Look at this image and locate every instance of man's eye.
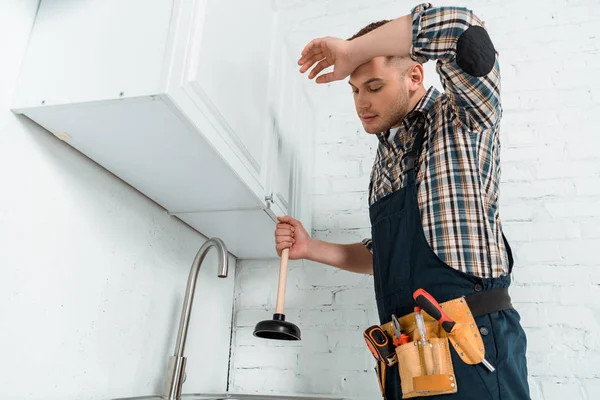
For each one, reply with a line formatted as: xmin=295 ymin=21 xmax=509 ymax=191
xmin=370 ymin=87 xmax=383 ymax=92
xmin=352 ymin=89 xmax=359 ymax=94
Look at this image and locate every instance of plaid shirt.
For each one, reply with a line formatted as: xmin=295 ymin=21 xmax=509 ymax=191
xmin=362 ymin=3 xmax=509 ymax=278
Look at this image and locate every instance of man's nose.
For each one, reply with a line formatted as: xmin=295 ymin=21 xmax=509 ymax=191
xmin=355 ymin=93 xmax=370 ymax=110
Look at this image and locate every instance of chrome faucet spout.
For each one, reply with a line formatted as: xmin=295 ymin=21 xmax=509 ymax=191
xmin=163 ymin=237 xmax=229 ymax=400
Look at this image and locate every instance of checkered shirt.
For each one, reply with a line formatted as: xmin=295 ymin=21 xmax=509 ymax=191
xmin=362 ymin=3 xmax=509 ymax=278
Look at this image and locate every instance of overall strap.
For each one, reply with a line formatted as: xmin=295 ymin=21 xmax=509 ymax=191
xmin=403 ymin=118 xmax=427 ymax=174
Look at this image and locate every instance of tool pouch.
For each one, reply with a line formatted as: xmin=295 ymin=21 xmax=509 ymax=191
xmin=377 ymin=297 xmax=483 ymax=398
xmin=381 ymin=318 xmax=456 ymax=398
xmin=439 ymin=297 xmax=486 ymax=365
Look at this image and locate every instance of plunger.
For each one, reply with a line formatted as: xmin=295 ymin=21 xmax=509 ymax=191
xmin=253 ymin=248 xmax=301 ymax=340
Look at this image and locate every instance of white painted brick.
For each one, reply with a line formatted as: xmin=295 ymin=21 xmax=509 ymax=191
xmin=548 ymin=328 xmax=588 ymax=352
xmin=512 ymin=266 xmax=588 ymax=286
xmin=315 ymin=159 xmax=360 ymax=178
xmin=233 ymin=345 xmax=299 ymax=369
xmin=231 ymin=0 xmax=600 ymax=395
xmin=502 ymin=108 xmax=560 ymax=129
xmin=285 ymin=287 xmax=334 ymax=308
xmin=562 ymin=353 xmax=600 ymax=379
xmin=535 ymin=160 xmax=600 ymax=180
xmin=500 ymin=161 xmax=537 ymax=182
xmin=298 ymin=329 xmax=335 ymax=353
xmin=286 ymin=261 xmax=369 ymax=289
xmin=575 ymin=178 xmax=600 ymax=196
xmin=503 ymin=88 xmax=594 ymax=113
xmin=523 ymin=328 xmax=555 ymax=354
xmin=529 ymin=379 xmax=544 ymax=400
xmin=230 ymin=369 xmax=298 ymax=393
xmin=510 ymin=284 xmax=559 ymax=304
xmin=313 ymin=177 xmax=331 ymax=195
xmin=540 ymin=305 xmax=598 ymax=330
xmin=567 ymin=142 xmax=600 ymax=161
xmin=315 ymin=306 xmax=369 ymax=326
xmin=591 ymin=268 xmax=600 ymax=285
xmin=235 ymin=308 xmax=275 ymax=328
xmin=310 ymin=211 xmax=334 ymax=231
xmin=512 ymin=240 xmax=564 ymax=263
xmin=329 ymin=212 xmax=371 ymax=230
xmin=313 ymin=229 xmax=368 ymax=245
xmin=557 ymin=285 xmax=595 ymax=306
xmin=503 ymin=221 xmax=581 ymax=242
xmin=297 ymin=307 xmax=369 ymax=330
xmin=316 ymin=115 xmax=361 ymax=145
xmin=545 ymin=200 xmax=600 ymax=219
xmin=331 ymin=176 xmax=370 ymax=193
xmin=514 ymin=303 xmax=543 ymax=329
xmin=339 ymin=141 xmax=377 ymax=160
xmin=579 ymin=218 xmax=600 ymax=239
xmin=560 ymin=240 xmax=600 ymax=265
xmin=312 ymin=193 xmax=363 ymax=212
xmin=236 ymin=327 xmax=330 ymax=352
xmin=297 ymin=348 xmax=371 ymax=372
xmin=541 ymin=381 xmax=586 ymax=400
xmin=232 ymin=327 xmax=264 ymax=348
xmin=294 ymin=371 xmax=345 ymax=395
xmin=326 ymin=329 xmax=368 ymax=350
xmin=236 ymin=267 xmax=278 ymax=307
xmin=527 ymin=352 xmax=558 ymax=376
xmin=333 ymin=287 xmax=376 ymax=307
xmin=334 ymin=370 xmax=381 ymax=398
xmin=585 ymin=380 xmax=600 ymax=399
xmin=295 ymin=370 xmax=379 ymax=397
xmin=502 ymin=143 xmax=566 ymax=163
xmin=498 ymin=203 xmax=542 ymax=222
xmin=500 ymin=179 xmax=576 ymax=201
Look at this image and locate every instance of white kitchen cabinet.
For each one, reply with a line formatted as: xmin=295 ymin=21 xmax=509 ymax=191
xmin=12 ymin=0 xmax=315 ymax=259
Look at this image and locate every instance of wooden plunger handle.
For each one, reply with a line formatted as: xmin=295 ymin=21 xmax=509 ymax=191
xmin=275 ymin=248 xmax=290 ymax=314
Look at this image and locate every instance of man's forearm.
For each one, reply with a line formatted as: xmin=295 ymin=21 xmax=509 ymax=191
xmin=350 ymin=14 xmax=413 ymax=64
xmin=306 ymin=240 xmax=373 ymax=275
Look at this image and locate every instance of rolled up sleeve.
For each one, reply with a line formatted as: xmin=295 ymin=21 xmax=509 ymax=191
xmin=410 ymin=3 xmax=501 ymax=129
xmin=362 ymin=238 xmax=373 ymax=254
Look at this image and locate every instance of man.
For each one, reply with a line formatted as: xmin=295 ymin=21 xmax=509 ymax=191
xmin=275 ymin=3 xmax=529 ymax=399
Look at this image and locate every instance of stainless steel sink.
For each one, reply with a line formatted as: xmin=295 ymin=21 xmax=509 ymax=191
xmin=109 ymin=239 xmax=346 ymax=400
xmin=111 ymin=393 xmax=345 ymax=400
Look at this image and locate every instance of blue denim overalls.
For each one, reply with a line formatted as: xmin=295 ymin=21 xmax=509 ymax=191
xmin=369 ymin=118 xmax=530 ymax=399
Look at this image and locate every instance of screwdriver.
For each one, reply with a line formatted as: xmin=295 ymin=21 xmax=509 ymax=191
xmin=414 ymin=306 xmax=428 ymax=344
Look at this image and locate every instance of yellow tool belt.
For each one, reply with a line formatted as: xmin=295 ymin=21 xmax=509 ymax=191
xmin=369 ymin=288 xmax=512 ymax=399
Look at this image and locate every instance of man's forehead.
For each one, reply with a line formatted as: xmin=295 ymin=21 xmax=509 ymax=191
xmin=349 ymin=57 xmax=389 ymax=86
xmin=348 ymin=77 xmax=385 ymax=87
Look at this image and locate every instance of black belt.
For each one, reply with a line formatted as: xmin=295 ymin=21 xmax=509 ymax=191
xmin=465 ymin=288 xmax=513 ymax=318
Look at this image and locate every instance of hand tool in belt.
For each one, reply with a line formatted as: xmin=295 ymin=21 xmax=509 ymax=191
xmin=413 ymin=288 xmax=496 ymax=373
xmin=392 ymin=314 xmax=410 ymax=346
xmin=363 ymin=325 xmax=396 ymax=365
xmin=363 ymin=325 xmax=395 ymax=397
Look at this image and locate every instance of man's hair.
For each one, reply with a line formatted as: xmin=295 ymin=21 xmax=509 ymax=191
xmin=347 ymin=20 xmax=391 ymax=41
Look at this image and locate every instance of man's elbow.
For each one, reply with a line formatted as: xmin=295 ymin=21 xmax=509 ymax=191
xmin=451 ymin=6 xmax=497 ymax=77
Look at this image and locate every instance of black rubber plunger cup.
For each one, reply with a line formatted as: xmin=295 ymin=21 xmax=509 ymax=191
xmin=253 ymin=248 xmax=301 ymax=340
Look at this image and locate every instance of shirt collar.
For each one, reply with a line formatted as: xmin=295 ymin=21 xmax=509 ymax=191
xmin=376 ymin=86 xmax=439 ymax=144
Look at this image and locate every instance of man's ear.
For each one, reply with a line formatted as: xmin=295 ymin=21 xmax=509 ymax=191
xmin=407 ymin=63 xmax=425 ymax=91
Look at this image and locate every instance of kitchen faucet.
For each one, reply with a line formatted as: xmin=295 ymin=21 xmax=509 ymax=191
xmin=162 ymin=238 xmax=229 ymax=400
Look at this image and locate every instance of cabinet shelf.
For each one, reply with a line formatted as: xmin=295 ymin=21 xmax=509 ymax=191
xmin=12 ymin=0 xmax=314 ymax=259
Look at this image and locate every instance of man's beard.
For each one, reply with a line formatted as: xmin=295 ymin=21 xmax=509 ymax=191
xmin=364 ymin=92 xmax=409 ymax=134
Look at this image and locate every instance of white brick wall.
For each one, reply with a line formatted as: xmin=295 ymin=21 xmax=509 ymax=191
xmin=230 ymin=1 xmax=600 ymax=399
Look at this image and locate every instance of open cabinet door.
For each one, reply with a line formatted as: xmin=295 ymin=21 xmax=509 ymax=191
xmin=263 ymin=29 xmax=297 ymax=219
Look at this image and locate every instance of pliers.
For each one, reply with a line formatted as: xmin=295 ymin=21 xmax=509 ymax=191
xmin=392 ymin=314 xmax=410 ymax=347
